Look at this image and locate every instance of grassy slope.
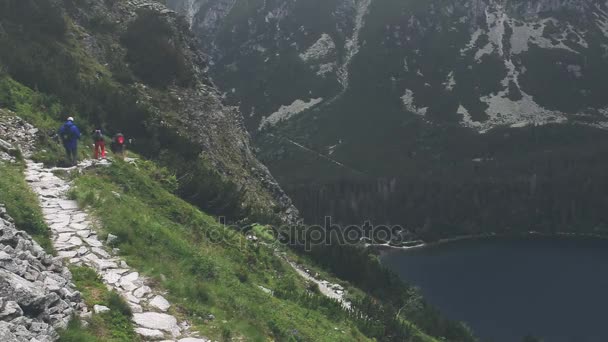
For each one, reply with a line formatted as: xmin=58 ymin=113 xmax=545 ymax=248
xmin=0 ymin=72 xmax=443 ymax=342
xmin=59 ymin=267 xmax=139 ymax=342
xmin=0 ymin=160 xmax=53 ymax=252
xmin=69 ymin=159 xmax=375 ymax=341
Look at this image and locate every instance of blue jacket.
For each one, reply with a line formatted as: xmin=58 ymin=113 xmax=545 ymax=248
xmin=58 ymin=121 xmax=81 ymax=150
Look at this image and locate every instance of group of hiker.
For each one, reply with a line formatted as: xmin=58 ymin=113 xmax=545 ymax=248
xmin=58 ymin=117 xmax=127 ymax=166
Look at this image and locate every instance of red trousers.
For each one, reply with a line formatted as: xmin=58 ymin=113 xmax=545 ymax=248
xmin=94 ymin=141 xmax=106 ymax=159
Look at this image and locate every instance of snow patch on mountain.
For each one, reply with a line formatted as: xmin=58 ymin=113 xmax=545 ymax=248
xmin=338 ymin=0 xmax=373 ymax=90
xmin=317 ymin=63 xmax=337 ymax=77
xmin=461 ymin=28 xmax=483 ymax=56
xmin=596 ymin=5 xmax=608 ymax=37
xmin=458 ymin=105 xmax=482 ymax=130
xmin=462 ymin=57 xmax=568 ymax=132
xmin=259 ymin=98 xmax=324 ymax=130
xmin=300 ymin=34 xmax=336 ymax=62
xmin=444 ymin=71 xmax=456 ymax=91
xmin=479 ymin=92 xmax=567 ymax=132
xmin=485 ymin=6 xmax=507 ymax=55
xmin=401 ymin=89 xmax=428 ymax=116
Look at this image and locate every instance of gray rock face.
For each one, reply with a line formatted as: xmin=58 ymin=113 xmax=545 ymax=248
xmin=0 ymin=206 xmax=82 ymax=342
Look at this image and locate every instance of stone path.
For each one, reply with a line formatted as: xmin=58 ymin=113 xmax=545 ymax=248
xmin=24 ymin=160 xmax=208 ymax=342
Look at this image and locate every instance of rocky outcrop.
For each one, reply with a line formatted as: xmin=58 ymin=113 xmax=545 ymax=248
xmin=0 ymin=205 xmax=83 ymax=342
xmin=0 ymin=112 xmax=39 ymax=162
xmin=61 ymin=0 xmax=300 ymax=224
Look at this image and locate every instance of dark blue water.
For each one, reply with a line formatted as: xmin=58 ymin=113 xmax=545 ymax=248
xmin=381 ymin=237 xmax=608 ymax=342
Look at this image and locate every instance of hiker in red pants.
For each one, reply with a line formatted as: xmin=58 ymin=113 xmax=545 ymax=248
xmin=93 ymin=129 xmax=106 ymax=159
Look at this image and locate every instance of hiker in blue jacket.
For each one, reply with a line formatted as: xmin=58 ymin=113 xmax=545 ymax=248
xmin=58 ymin=117 xmax=81 ymax=166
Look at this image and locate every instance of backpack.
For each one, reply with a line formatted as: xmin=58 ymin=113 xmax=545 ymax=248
xmin=60 ymin=125 xmax=74 ymax=142
xmin=94 ymin=130 xmax=104 ymax=142
xmin=117 ymin=135 xmax=125 ymax=145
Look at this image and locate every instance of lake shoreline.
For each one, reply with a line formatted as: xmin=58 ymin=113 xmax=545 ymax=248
xmin=372 ymin=230 xmax=608 ymax=254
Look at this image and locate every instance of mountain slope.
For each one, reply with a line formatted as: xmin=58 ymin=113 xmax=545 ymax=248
xmin=168 ymin=0 xmax=608 ymax=238
xmin=0 ymin=0 xmax=297 ymax=224
xmin=168 ymin=0 xmax=608 ymax=132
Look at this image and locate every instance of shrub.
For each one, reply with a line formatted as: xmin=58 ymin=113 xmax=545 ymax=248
xmin=121 ymin=9 xmax=194 ymax=88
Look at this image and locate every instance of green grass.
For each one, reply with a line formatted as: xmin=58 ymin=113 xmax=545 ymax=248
xmin=0 ymin=161 xmax=53 ymax=252
xmin=70 ymin=159 xmax=371 ymax=341
xmin=59 ymin=266 xmax=139 ymax=342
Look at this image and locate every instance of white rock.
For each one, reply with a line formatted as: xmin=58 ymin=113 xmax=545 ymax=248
xmin=77 ymin=246 xmax=89 ymax=256
xmin=149 ymin=295 xmax=171 ymax=312
xmin=92 ymin=259 xmax=118 ymax=271
xmin=57 ymin=200 xmax=79 ymax=210
xmin=122 ymin=272 xmax=139 ymax=283
xmin=133 ymin=286 xmax=152 ymax=298
xmin=71 ymin=213 xmax=87 ymax=223
xmin=93 ymin=305 xmax=110 ymax=314
xmin=135 ymin=327 xmax=165 ymax=340
xmin=83 ymin=238 xmax=103 ymax=248
xmin=102 ymin=271 xmax=122 ymax=285
xmin=75 ymin=230 xmax=91 ymax=238
xmin=91 ymin=247 xmax=110 ymax=258
xmin=56 ymin=233 xmax=73 ymax=243
xmin=124 ymin=292 xmax=141 ymax=304
xmin=57 ymin=251 xmax=78 ymax=259
xmin=132 ymin=312 xmax=181 ymax=337
xmin=179 ymin=338 xmax=210 ymax=342
xmin=130 ymin=303 xmax=143 ymax=313
xmin=106 ymin=234 xmax=119 ymax=245
xmin=66 ymin=236 xmax=83 ymax=246
xmin=70 ymin=222 xmax=89 ymax=230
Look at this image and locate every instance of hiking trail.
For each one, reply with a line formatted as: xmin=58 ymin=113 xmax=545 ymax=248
xmin=24 ymin=159 xmax=209 ymax=342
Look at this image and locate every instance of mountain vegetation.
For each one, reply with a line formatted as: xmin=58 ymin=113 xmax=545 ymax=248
xmin=0 ymin=0 xmax=478 ymax=341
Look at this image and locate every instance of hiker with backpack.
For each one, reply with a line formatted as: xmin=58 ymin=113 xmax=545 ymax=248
xmin=110 ymin=133 xmax=127 ymax=160
xmin=58 ymin=117 xmax=81 ymax=166
xmin=93 ymin=128 xmax=106 ymax=160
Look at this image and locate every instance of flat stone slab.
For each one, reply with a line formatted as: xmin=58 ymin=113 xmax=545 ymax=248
xmin=57 ymin=251 xmax=78 ymax=259
xmin=70 ymin=222 xmax=89 ymax=230
xmin=102 ymin=271 xmax=122 ymax=285
xmin=57 ymin=200 xmax=79 ymax=210
xmin=75 ymin=230 xmax=91 ymax=238
xmin=91 ymin=247 xmax=110 ymax=259
xmin=149 ymin=295 xmax=171 ymax=312
xmin=66 ymin=236 xmax=83 ymax=246
xmin=56 ymin=233 xmax=73 ymax=243
xmin=133 ymin=286 xmax=152 ymax=298
xmin=135 ymin=327 xmax=165 ymax=340
xmin=83 ymin=238 xmax=103 ymax=248
xmin=133 ymin=312 xmax=181 ymax=337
